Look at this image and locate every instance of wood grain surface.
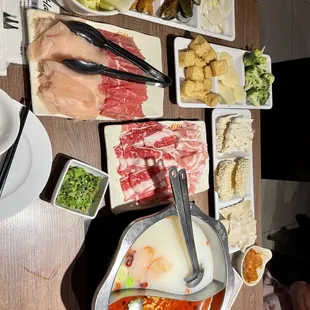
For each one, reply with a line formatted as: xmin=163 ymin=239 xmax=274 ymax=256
xmin=0 ymin=0 xmax=262 ymax=309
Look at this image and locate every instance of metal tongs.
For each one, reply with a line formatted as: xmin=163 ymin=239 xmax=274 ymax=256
xmin=169 ymin=166 xmax=204 ymax=288
xmin=62 ymin=21 xmax=172 ymax=88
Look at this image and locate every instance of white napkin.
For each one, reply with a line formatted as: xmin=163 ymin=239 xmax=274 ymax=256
xmin=0 ymin=0 xmax=8 ymax=76
xmin=0 ymin=0 xmax=60 ymax=76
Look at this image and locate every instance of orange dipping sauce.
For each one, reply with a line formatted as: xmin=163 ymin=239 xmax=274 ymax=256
xmin=243 ymin=248 xmax=263 ymax=283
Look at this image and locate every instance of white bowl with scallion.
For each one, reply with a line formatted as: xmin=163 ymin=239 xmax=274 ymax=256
xmin=51 ymin=159 xmax=109 ymax=219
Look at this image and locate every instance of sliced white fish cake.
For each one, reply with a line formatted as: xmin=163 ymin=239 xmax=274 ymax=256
xmin=219 ymin=82 xmax=236 ymax=106
xmin=233 ymin=85 xmax=246 ymax=102
xmin=218 ymin=52 xmax=234 ymax=67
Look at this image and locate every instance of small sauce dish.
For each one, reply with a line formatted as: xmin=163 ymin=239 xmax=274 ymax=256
xmin=235 ymin=245 xmax=272 ymax=286
xmin=0 ymin=90 xmax=20 ymax=155
xmin=51 ymin=159 xmax=109 ymax=219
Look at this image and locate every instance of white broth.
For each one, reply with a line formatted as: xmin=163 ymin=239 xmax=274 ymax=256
xmin=114 ymin=216 xmax=214 ymax=295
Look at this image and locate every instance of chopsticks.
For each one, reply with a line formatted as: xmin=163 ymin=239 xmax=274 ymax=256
xmin=0 ymin=98 xmax=31 ymax=197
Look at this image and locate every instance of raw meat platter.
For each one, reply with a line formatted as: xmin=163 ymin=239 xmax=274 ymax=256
xmin=211 ymin=109 xmax=255 ymax=254
xmin=26 ymin=9 xmax=164 ymax=121
xmin=174 ymin=36 xmax=273 ymax=110
xmin=104 ymin=120 xmax=210 ymax=214
xmin=123 ymin=0 xmax=235 ymax=42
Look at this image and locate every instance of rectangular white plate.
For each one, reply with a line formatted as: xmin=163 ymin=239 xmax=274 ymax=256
xmin=104 ymin=120 xmax=210 ymax=214
xmin=26 ymin=9 xmax=164 ymax=120
xmin=211 ymin=109 xmax=255 ymax=254
xmin=174 ymin=36 xmax=273 ymax=110
xmin=123 ymin=0 xmax=235 ymax=42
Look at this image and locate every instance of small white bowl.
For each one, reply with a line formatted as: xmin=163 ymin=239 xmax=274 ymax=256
xmin=235 ymin=245 xmax=272 ymax=286
xmin=0 ymin=89 xmax=20 ymax=155
xmin=56 ymin=0 xmax=119 ymax=16
xmin=51 ymin=159 xmax=110 ymax=219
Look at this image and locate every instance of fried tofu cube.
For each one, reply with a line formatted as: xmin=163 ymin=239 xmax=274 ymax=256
xmin=210 ymin=60 xmax=229 ymax=76
xmin=202 ymin=49 xmax=217 ymax=64
xmin=195 ymin=57 xmax=206 ymax=68
xmin=203 ymin=92 xmax=220 ymax=107
xmin=193 ymin=81 xmax=205 ymax=92
xmin=181 ymin=79 xmax=213 ymax=101
xmin=179 ymin=50 xmax=196 ymax=68
xmin=189 ymin=35 xmax=211 ymax=57
xmin=181 ymin=91 xmax=193 ymax=101
xmin=181 ymin=80 xmax=196 ymax=97
xmin=195 ymin=90 xmax=208 ymax=102
xmin=185 ymin=66 xmax=204 ymax=82
xmin=203 ymin=78 xmax=212 ymax=90
xmin=203 ymin=65 xmax=212 ymax=78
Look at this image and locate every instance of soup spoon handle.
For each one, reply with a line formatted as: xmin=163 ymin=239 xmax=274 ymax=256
xmin=169 ymin=167 xmax=203 ymax=288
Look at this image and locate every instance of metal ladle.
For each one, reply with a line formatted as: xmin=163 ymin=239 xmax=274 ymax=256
xmin=169 ymin=166 xmax=204 ymax=288
xmin=62 ymin=21 xmax=172 ymax=88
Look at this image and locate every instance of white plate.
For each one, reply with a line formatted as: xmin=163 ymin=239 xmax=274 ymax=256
xmin=174 ymin=37 xmax=273 ymax=109
xmin=104 ymin=120 xmax=209 ymax=214
xmin=0 ymin=99 xmax=52 ymax=221
xmin=26 ymin=9 xmax=164 ymax=121
xmin=123 ymin=0 xmax=235 ymax=42
xmin=211 ymin=109 xmax=255 ymax=254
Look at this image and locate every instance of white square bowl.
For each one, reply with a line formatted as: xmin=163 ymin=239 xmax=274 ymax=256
xmin=51 ymin=159 xmax=109 ymax=219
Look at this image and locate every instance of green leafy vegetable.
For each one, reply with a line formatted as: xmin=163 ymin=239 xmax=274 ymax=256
xmin=56 ymin=166 xmax=101 ymax=213
xmin=243 ymin=47 xmax=275 ymax=106
xmin=246 ymin=88 xmax=260 ymax=107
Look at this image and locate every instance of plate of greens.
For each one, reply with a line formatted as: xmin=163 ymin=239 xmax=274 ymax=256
xmin=51 ymin=159 xmax=109 ymax=219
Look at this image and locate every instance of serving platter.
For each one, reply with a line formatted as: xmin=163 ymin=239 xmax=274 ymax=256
xmin=104 ymin=120 xmax=209 ymax=214
xmin=123 ymin=0 xmax=235 ymax=42
xmin=174 ymin=36 xmax=273 ymax=110
xmin=26 ymin=9 xmax=164 ymax=121
xmin=211 ymin=109 xmax=255 ymax=254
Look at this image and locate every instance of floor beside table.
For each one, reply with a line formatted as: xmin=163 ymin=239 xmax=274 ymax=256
xmin=0 ymin=0 xmax=261 ymax=309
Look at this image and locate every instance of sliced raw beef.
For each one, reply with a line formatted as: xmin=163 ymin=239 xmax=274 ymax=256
xmin=28 ymin=17 xmax=148 ymax=120
xmin=114 ymin=121 xmax=209 ymax=203
xmin=99 ymin=30 xmax=148 ymax=120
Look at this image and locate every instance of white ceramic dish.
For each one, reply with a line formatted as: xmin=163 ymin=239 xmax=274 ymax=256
xmin=123 ymin=0 xmax=235 ymax=42
xmin=26 ymin=9 xmax=164 ymax=121
xmin=51 ymin=159 xmax=110 ymax=219
xmin=0 ymin=98 xmax=52 ymax=220
xmin=226 ymin=269 xmax=243 ymax=309
xmin=0 ymin=89 xmax=20 ymax=155
xmin=211 ymin=109 xmax=255 ymax=254
xmin=55 ymin=0 xmax=119 ymax=16
xmin=104 ymin=120 xmax=210 ymax=214
xmin=174 ymin=37 xmax=245 ymax=109
xmin=235 ymin=245 xmax=272 ymax=287
xmin=174 ymin=36 xmax=273 ymax=109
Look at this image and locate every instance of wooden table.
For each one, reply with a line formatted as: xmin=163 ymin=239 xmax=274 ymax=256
xmin=0 ymin=1 xmax=262 ymax=309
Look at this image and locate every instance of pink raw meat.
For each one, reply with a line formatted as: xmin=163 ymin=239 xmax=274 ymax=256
xmin=98 ymin=29 xmax=148 ymax=120
xmin=114 ymin=121 xmax=209 ymax=203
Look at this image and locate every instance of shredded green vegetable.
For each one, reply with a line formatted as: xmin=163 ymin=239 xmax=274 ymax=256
xmin=56 ymin=166 xmax=101 ymax=213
